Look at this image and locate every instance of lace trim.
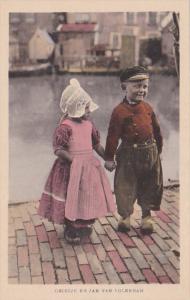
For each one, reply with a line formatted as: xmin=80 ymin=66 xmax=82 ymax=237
xmin=43 ymin=191 xmax=65 ymax=202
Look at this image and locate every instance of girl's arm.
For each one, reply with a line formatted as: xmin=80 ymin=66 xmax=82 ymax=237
xmin=53 ymin=124 xmax=72 ymax=162
xmin=93 ymin=143 xmax=105 ymax=160
xmin=94 ymin=143 xmax=116 ymax=171
xmin=91 ymin=122 xmax=105 ymax=159
xmin=55 ymin=149 xmax=73 ymax=163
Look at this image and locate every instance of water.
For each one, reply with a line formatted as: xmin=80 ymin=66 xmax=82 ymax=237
xmin=9 ymin=74 xmax=179 ymax=203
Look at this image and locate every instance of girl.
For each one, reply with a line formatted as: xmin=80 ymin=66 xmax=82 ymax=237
xmin=38 ymin=78 xmax=116 ymax=244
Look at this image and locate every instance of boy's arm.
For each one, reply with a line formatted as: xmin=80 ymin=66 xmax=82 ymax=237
xmin=152 ymin=112 xmax=163 ymax=154
xmin=105 ymin=109 xmax=122 ymax=161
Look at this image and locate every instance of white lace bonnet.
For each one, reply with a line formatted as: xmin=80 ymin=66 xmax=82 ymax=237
xmin=60 ymin=78 xmax=98 ymax=118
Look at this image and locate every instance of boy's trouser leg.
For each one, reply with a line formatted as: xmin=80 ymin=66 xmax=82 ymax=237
xmin=137 ymin=153 xmax=163 ymax=212
xmin=114 ymin=158 xmax=137 ymax=218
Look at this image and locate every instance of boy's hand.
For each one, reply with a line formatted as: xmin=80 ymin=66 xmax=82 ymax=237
xmin=104 ymin=161 xmax=116 ymax=172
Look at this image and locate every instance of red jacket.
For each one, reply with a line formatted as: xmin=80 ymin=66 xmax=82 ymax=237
xmin=105 ymin=100 xmax=163 ymax=161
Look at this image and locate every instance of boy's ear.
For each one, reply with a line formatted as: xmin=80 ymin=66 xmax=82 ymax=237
xmin=121 ymin=83 xmax=126 ymax=90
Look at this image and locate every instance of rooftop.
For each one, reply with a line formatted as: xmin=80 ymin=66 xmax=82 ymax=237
xmin=57 ymin=23 xmax=97 ymax=32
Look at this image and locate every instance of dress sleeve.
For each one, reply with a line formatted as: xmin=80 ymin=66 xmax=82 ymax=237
xmin=53 ymin=124 xmax=72 ymax=154
xmin=91 ymin=122 xmax=101 ymax=147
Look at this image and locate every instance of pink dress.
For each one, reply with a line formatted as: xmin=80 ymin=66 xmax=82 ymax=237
xmin=38 ymin=118 xmax=116 ymax=224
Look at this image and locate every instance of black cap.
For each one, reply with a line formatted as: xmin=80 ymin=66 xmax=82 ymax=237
xmin=120 ymin=66 xmax=149 ymax=82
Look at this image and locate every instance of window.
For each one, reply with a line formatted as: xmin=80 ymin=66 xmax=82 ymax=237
xmin=76 ymin=13 xmax=90 ymax=23
xmin=75 ymin=14 xmax=82 ymax=23
xmin=58 ymin=14 xmax=66 ymax=23
xmin=25 ymin=13 xmax=35 ymax=24
xmin=110 ymin=32 xmax=121 ymax=49
xmin=113 ymin=35 xmax=119 ymax=49
xmin=11 ymin=27 xmax=19 ymax=33
xmin=126 ymin=12 xmax=135 ymax=25
xmin=10 ymin=13 xmax=20 ymax=24
xmin=148 ymin=12 xmax=157 ymax=26
xmin=81 ymin=14 xmax=90 ymax=23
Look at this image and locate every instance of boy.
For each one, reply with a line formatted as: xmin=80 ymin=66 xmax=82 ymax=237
xmin=104 ymin=66 xmax=163 ymax=234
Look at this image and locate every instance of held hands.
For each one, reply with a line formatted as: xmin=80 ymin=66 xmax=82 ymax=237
xmin=104 ymin=160 xmax=116 ymax=172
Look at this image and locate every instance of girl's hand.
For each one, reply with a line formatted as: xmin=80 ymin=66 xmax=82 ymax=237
xmin=55 ymin=149 xmax=73 ymax=163
xmin=59 ymin=155 xmax=73 ymax=163
xmin=104 ymin=161 xmax=116 ymax=172
xmin=66 ymin=155 xmax=73 ymax=163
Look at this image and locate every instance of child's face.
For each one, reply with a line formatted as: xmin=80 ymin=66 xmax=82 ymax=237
xmin=123 ymin=79 xmax=149 ymax=102
xmin=82 ymin=102 xmax=91 ymax=119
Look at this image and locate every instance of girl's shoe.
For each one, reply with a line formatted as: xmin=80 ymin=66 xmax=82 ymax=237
xmin=79 ymin=226 xmax=93 ymax=237
xmin=64 ymin=226 xmax=81 ymax=244
xmin=140 ymin=216 xmax=154 ymax=235
xmin=117 ymin=217 xmax=131 ymax=233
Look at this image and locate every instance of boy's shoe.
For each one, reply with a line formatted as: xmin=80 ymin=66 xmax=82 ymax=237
xmin=117 ymin=217 xmax=131 ymax=233
xmin=140 ymin=216 xmax=154 ymax=235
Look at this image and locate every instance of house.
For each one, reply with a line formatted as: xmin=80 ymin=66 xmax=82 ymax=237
xmin=9 ymin=35 xmax=19 ymax=65
xmin=121 ymin=12 xmax=168 ymax=67
xmin=28 ymin=28 xmax=55 ymax=63
xmin=9 ymin=12 xmax=168 ymax=70
xmin=9 ymin=13 xmax=55 ymax=65
xmin=56 ymin=12 xmax=167 ymax=70
xmin=160 ymin=12 xmax=176 ymax=67
xmin=55 ymin=22 xmax=98 ymax=69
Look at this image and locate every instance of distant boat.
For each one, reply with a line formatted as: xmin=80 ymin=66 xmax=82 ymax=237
xmin=9 ymin=62 xmax=52 ymax=77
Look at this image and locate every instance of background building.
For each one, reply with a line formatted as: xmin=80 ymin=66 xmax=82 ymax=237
xmin=9 ymin=13 xmax=55 ymax=65
xmin=160 ymin=12 xmax=177 ymax=68
xmin=9 ymin=12 xmax=177 ymax=72
xmin=28 ymin=28 xmax=55 ymax=63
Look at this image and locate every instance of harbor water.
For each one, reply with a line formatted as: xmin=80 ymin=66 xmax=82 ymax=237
xmin=9 ymin=74 xmax=179 ymax=203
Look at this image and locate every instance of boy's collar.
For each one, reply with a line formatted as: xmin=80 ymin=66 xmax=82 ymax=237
xmin=123 ymin=97 xmax=141 ymax=105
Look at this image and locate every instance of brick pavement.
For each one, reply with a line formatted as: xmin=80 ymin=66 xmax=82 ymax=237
xmin=8 ymin=186 xmax=180 ymax=284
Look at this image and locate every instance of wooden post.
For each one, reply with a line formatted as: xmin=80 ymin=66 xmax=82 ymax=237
xmin=172 ymin=12 xmax=179 ymax=77
xmin=120 ymin=35 xmax=136 ymax=70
